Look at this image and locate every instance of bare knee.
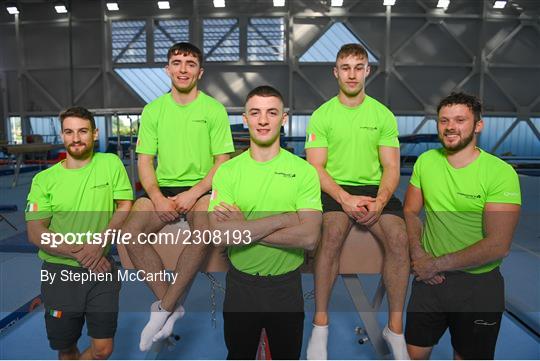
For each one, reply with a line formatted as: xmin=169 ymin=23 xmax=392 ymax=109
xmin=320 ymin=218 xmax=350 ymax=256
xmin=91 ymin=340 xmax=113 ymax=360
xmin=58 ymin=345 xmax=78 ymax=360
xmin=384 ymin=231 xmax=409 ymax=257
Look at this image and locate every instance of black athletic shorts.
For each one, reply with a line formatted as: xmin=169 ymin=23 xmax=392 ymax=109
xmin=223 ymin=267 xmax=305 ymax=359
xmin=139 ymin=186 xmax=211 ymax=201
xmin=41 ymin=261 xmax=121 ymax=350
xmin=405 ymin=267 xmax=505 ymax=359
xmin=322 ymin=185 xmax=403 ymax=218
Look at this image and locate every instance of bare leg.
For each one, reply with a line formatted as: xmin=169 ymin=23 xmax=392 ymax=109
xmin=79 ymin=338 xmax=114 ymax=360
xmin=367 ymin=214 xmax=409 ymax=333
xmin=408 ymin=344 xmax=432 ymax=360
xmin=123 ymin=197 xmax=169 ymax=299
xmin=313 ymin=212 xmax=354 ymax=325
xmin=307 ymin=212 xmax=353 ymax=359
xmin=160 ymin=195 xmax=212 ymax=311
xmin=58 ymin=345 xmax=79 ymax=360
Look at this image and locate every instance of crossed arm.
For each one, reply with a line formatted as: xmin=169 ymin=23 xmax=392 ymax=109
xmin=27 ymin=199 xmax=132 ymax=272
xmin=404 ymin=184 xmax=520 ymax=282
xmin=209 ymin=203 xmax=322 ymax=251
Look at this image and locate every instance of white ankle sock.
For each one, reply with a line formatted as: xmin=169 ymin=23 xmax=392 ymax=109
xmin=306 ymin=324 xmax=329 ymax=360
xmin=382 ymin=325 xmax=410 ymax=360
xmin=152 ymin=304 xmax=185 ymax=342
xmin=139 ymin=301 xmax=171 ymax=352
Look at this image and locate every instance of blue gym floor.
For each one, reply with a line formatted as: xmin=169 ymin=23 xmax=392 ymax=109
xmin=0 ymin=167 xmax=539 ymax=359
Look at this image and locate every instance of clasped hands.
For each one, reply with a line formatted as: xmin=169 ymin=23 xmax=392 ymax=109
xmin=341 ymin=194 xmax=383 ymax=227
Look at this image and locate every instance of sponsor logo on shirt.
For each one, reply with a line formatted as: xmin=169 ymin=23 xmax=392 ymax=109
xmin=306 ymin=133 xmax=316 ymax=142
xmin=504 ymin=192 xmax=518 ymax=197
xmin=274 ymin=171 xmax=296 ymax=178
xmin=91 ymin=182 xmax=110 ymax=189
xmin=192 ymin=119 xmax=207 ymax=124
xmin=25 ymin=202 xmax=39 ymax=212
xmin=358 ymin=126 xmax=378 ymax=131
xmin=210 ymin=189 xmax=218 ymax=200
xmin=456 ymin=192 xmax=481 ymax=200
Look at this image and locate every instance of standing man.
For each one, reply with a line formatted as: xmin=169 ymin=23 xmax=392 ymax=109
xmin=304 ymin=43 xmax=410 ymax=360
xmin=209 ymin=86 xmax=322 ymax=359
xmin=121 ymin=42 xmax=234 ymax=351
xmin=26 ymin=107 xmax=133 ymax=359
xmin=404 ymin=92 xmax=521 ymax=359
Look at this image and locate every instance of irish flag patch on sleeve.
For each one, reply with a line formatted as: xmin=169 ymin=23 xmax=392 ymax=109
xmin=25 ymin=202 xmax=39 ymax=212
xmin=306 ymin=133 xmax=316 ymax=142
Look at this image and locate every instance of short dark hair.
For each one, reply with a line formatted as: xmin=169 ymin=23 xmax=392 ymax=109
xmin=59 ymin=107 xmax=96 ymax=130
xmin=336 ymin=43 xmax=369 ymax=62
xmin=245 ymin=85 xmax=284 ymax=106
xmin=167 ymin=42 xmax=203 ymax=65
xmin=437 ymin=92 xmax=483 ymax=122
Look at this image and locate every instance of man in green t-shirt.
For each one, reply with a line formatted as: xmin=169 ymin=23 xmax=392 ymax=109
xmin=304 ymin=43 xmax=410 ymax=359
xmin=120 ymin=42 xmax=234 ymax=351
xmin=26 ymin=107 xmax=133 ymax=359
xmin=209 ymin=86 xmax=322 ymax=359
xmin=404 ymin=92 xmax=521 ymax=360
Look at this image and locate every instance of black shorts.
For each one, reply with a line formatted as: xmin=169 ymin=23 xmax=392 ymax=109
xmin=41 ymin=261 xmax=121 ymax=350
xmin=405 ymin=267 xmax=505 ymax=359
xmin=223 ymin=267 xmax=305 ymax=359
xmin=139 ymin=186 xmax=211 ymax=200
xmin=322 ymin=185 xmax=403 ymax=218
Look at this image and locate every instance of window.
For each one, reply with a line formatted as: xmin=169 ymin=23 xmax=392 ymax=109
xmin=247 ymin=18 xmax=285 ymax=61
xmin=203 ymin=18 xmax=240 ymax=62
xmin=112 ymin=20 xmax=147 ymax=63
xmin=153 ymin=19 xmax=190 ymax=63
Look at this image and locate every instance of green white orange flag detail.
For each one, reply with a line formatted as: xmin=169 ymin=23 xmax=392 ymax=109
xmin=25 ymin=202 xmax=39 ymax=212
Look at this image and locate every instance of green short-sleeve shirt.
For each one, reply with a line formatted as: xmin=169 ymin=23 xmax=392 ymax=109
xmin=209 ymin=149 xmax=322 ymax=276
xmin=305 ymin=95 xmax=399 ymax=186
xmin=136 ymin=91 xmax=235 ymax=187
xmin=410 ymin=148 xmax=521 ymax=274
xmin=25 ymin=152 xmax=134 ymax=267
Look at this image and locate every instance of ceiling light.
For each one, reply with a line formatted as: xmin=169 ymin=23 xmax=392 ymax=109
xmin=6 ymin=6 xmax=19 ymax=14
xmin=157 ymin=1 xmax=170 ymax=9
xmin=331 ymin=0 xmax=343 ymax=6
xmin=273 ymin=0 xmax=285 ymax=6
xmin=383 ymin=0 xmax=396 ymax=5
xmin=213 ymin=0 xmax=225 ymax=7
xmin=437 ymin=0 xmax=450 ymax=9
xmin=55 ymin=5 xmax=68 ymax=13
xmin=493 ymin=1 xmax=507 ymax=9
xmin=106 ymin=2 xmax=119 ymax=11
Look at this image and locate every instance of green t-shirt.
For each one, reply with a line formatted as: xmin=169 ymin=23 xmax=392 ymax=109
xmin=25 ymin=152 xmax=134 ymax=267
xmin=209 ymin=149 xmax=322 ymax=276
xmin=410 ymin=148 xmax=521 ymax=274
xmin=305 ymin=95 xmax=399 ymax=186
xmin=136 ymin=91 xmax=235 ymax=187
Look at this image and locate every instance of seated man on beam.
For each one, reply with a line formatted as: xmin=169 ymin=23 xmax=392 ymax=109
xmin=121 ymin=42 xmax=234 ymax=351
xmin=404 ymin=92 xmax=521 ymax=360
xmin=304 ymin=43 xmax=410 ymax=360
xmin=26 ymin=107 xmax=133 ymax=359
xmin=209 ymin=85 xmax=323 ymax=359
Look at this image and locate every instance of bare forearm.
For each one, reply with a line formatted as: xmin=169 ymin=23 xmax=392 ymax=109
xmin=28 ymin=226 xmax=77 ymax=258
xmin=315 ymin=166 xmax=349 ymax=204
xmin=435 ymin=237 xmax=510 ymax=272
xmin=211 ymin=213 xmax=296 ymax=244
xmin=138 ymin=158 xmax=163 ymax=202
xmin=377 ymin=165 xmax=399 ymax=206
xmin=260 ymin=223 xmax=320 ymax=250
xmin=190 ymin=156 xmax=229 ymax=198
xmin=105 ymin=201 xmax=132 ymax=231
xmin=404 ymin=211 xmax=426 ymax=257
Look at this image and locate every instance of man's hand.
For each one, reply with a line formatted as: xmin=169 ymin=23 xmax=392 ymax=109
xmin=356 ymin=198 xmax=384 ymax=227
xmin=213 ymin=202 xmax=245 ymax=222
xmin=153 ymin=196 xmax=180 ymax=223
xmin=411 ymin=253 xmax=441 ymax=282
xmin=72 ymin=243 xmax=103 ymax=269
xmin=410 ymin=246 xmax=445 ymax=285
xmin=169 ymin=189 xmax=199 ymax=214
xmin=90 ymin=257 xmax=112 ymax=273
xmin=340 ymin=194 xmax=374 ymax=221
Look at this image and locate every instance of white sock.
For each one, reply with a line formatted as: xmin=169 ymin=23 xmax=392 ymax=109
xmin=152 ymin=304 xmax=185 ymax=342
xmin=306 ymin=324 xmax=328 ymax=360
xmin=139 ymin=301 xmax=171 ymax=352
xmin=382 ymin=325 xmax=410 ymax=360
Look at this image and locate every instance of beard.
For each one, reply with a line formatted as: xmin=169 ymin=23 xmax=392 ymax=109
xmin=66 ymin=142 xmax=94 ymax=160
xmin=439 ymin=129 xmax=475 ymax=153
